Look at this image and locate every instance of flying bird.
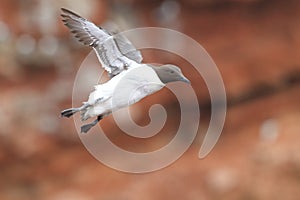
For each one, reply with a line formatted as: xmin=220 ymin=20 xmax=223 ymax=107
xmin=60 ymin=8 xmax=190 ymax=133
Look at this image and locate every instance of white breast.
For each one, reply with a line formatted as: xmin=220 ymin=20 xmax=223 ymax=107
xmin=110 ymin=65 xmax=165 ymax=108
xmin=82 ymin=65 xmax=165 ymax=120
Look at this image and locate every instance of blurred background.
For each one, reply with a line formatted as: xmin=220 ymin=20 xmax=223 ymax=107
xmin=1 ymin=0 xmax=300 ymax=199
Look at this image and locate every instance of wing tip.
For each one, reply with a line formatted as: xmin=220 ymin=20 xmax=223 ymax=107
xmin=61 ymin=7 xmax=83 ymax=19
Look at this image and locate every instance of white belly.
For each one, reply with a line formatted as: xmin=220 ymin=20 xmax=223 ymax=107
xmin=81 ymin=65 xmax=165 ymax=120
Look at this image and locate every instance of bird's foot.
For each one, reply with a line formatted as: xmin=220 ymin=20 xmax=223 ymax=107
xmin=80 ymin=124 xmax=95 ymax=133
xmin=80 ymin=115 xmax=102 ymax=133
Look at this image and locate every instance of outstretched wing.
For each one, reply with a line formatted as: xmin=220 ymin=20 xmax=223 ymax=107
xmin=61 ymin=8 xmax=143 ymax=76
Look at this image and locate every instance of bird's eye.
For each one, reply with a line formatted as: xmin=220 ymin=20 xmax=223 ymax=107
xmin=171 ymin=71 xmax=174 ymax=74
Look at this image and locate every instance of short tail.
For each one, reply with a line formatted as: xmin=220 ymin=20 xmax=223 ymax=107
xmin=61 ymin=108 xmax=79 ymax=118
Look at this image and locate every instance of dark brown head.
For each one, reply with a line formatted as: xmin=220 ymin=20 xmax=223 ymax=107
xmin=152 ymin=64 xmax=190 ymax=84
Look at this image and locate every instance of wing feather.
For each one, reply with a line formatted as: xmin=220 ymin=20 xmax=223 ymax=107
xmin=61 ymin=8 xmax=143 ymax=76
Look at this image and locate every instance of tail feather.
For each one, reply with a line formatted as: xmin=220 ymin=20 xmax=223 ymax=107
xmin=61 ymin=108 xmax=78 ymax=118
